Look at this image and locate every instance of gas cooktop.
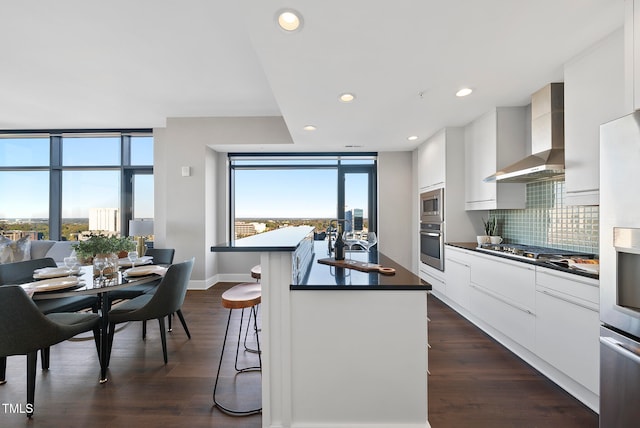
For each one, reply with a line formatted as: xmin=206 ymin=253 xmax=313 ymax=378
xmin=476 ymin=243 xmax=595 ymax=262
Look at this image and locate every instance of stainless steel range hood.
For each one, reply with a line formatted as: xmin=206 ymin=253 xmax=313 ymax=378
xmin=484 ymin=83 xmax=564 ymax=183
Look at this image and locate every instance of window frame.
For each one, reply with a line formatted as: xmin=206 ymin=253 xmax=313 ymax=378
xmin=0 ymin=129 xmax=152 ymax=240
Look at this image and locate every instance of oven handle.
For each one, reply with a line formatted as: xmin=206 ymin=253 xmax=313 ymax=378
xmin=600 ymin=336 xmax=640 ymax=365
xmin=421 ymin=232 xmax=441 ymax=237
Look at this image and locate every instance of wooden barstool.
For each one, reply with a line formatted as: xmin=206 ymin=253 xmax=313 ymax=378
xmin=250 ymin=264 xmax=261 ymax=281
xmin=213 ymin=282 xmax=262 ymax=416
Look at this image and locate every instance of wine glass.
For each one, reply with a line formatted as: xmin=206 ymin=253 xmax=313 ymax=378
xmin=344 ymin=236 xmax=358 ymax=263
xmin=93 ymin=256 xmax=108 ymax=283
xmin=128 ymin=251 xmax=139 ymax=269
xmin=365 ymin=232 xmax=377 ymax=252
xmin=63 ymin=255 xmax=78 ymax=276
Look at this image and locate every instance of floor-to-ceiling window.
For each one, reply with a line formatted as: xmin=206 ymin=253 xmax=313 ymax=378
xmin=229 ymin=153 xmax=377 ymax=240
xmin=0 ymin=131 xmax=153 ymax=241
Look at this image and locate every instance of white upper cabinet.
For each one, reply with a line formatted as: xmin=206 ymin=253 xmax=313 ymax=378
xmin=464 ymin=107 xmax=527 ymax=210
xmin=627 ymin=0 xmax=640 ymax=112
xmin=417 ymin=129 xmax=446 ymax=190
xmin=564 ymin=28 xmax=625 ymax=206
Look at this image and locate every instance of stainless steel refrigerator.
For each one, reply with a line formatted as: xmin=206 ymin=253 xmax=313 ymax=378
xmin=600 ymin=111 xmax=640 ymax=427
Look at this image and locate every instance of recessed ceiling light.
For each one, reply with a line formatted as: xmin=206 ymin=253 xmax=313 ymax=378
xmin=303 ymin=125 xmax=316 ymax=131
xmin=276 ymin=9 xmax=303 ymax=32
xmin=456 ymin=88 xmax=473 ymax=97
xmin=339 ymin=93 xmax=356 ymax=103
xmin=407 ymin=135 xmax=419 ymax=141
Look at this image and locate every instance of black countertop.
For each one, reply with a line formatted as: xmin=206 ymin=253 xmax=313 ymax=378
xmin=293 ymin=241 xmax=430 ymax=291
xmin=446 ymin=242 xmax=599 ymax=280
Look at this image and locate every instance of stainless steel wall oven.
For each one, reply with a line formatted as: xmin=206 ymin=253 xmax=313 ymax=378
xmin=420 ymin=222 xmax=443 ymax=271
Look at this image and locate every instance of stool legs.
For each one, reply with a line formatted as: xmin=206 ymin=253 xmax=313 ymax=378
xmin=213 ymin=305 xmax=262 ymax=416
xmin=243 ymin=304 xmax=261 ymax=354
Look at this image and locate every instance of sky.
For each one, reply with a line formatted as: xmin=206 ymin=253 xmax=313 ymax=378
xmin=234 ymin=168 xmax=369 ymax=219
xmin=0 ymin=136 xmax=154 ymax=219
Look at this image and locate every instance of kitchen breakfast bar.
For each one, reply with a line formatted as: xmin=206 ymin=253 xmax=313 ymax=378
xmin=211 ymin=226 xmax=430 ymax=428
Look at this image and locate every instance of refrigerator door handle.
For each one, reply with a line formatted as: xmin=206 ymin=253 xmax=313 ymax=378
xmin=600 ymin=336 xmax=640 ymax=365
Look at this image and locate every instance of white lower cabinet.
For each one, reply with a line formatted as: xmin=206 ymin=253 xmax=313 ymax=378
xmin=535 ymin=268 xmax=600 ymax=395
xmin=441 ymin=245 xmax=600 ymax=411
xmin=467 ymin=255 xmax=536 ymax=351
xmin=445 ymin=252 xmax=470 ymax=309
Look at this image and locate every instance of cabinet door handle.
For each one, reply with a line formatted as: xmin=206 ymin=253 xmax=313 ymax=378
xmin=446 ymin=258 xmax=469 ymax=268
xmin=469 ymin=283 xmax=535 ymax=315
xmin=600 ymin=336 xmax=640 ymax=365
xmin=540 ymin=289 xmax=598 ymax=312
xmin=537 ymin=270 xmax=598 ymax=287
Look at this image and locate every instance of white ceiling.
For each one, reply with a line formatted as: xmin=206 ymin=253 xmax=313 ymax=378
xmin=0 ymin=0 xmax=624 ymax=152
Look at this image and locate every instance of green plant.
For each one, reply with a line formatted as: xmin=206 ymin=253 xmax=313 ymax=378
xmin=72 ymin=233 xmax=136 ymax=260
xmin=483 ymin=217 xmax=498 ymax=236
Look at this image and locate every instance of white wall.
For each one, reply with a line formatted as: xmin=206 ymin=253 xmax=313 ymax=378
xmin=378 ymin=151 xmax=414 ymax=270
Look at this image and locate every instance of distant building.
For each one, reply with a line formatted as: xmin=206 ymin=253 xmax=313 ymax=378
xmin=235 ymin=222 xmax=257 ymax=239
xmin=251 ymin=222 xmax=267 ymax=233
xmin=344 ymin=210 xmax=353 ymax=232
xmin=344 ymin=208 xmax=363 ymax=233
xmin=89 ymin=208 xmax=120 ymax=233
xmin=353 ymin=208 xmax=363 ymax=231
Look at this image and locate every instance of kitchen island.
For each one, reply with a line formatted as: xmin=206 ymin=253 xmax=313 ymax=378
xmin=211 ymin=227 xmax=430 ymax=428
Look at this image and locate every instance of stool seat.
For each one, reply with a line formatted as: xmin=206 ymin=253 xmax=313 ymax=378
xmin=250 ymin=265 xmax=261 ymax=280
xmin=221 ymin=283 xmax=261 ymax=309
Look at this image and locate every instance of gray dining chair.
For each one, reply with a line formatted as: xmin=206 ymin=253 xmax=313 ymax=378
xmin=106 ymin=258 xmax=194 ymax=366
xmin=0 ymin=258 xmax=98 ymax=377
xmin=144 ymin=248 xmax=188 ymax=336
xmin=107 ymin=248 xmax=188 ymax=339
xmin=0 ymin=285 xmax=100 ymax=418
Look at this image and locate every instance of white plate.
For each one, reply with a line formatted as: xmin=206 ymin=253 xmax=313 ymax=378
xmin=118 ymin=256 xmax=153 ymax=267
xmin=33 ymin=266 xmax=81 ymax=279
xmin=124 ymin=265 xmax=167 ymax=277
xmin=21 ymin=276 xmax=82 ymax=293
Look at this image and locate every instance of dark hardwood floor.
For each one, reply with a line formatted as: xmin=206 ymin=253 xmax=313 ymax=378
xmin=0 ymin=283 xmax=598 ymax=427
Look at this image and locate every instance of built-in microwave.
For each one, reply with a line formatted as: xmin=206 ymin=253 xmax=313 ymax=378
xmin=420 ymin=188 xmax=443 ymax=223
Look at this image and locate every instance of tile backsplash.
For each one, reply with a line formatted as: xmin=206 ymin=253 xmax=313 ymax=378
xmin=490 ymin=180 xmax=599 ymax=255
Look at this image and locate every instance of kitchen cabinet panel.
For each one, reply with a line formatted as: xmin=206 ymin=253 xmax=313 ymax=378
xmin=628 ymin=0 xmax=640 ymax=112
xmin=468 ymin=281 xmax=536 ymax=351
xmin=535 ymin=267 xmax=600 ymax=394
xmin=445 ymin=248 xmax=471 ymax=309
xmin=564 ymin=28 xmax=625 ymax=206
xmin=464 ymin=107 xmax=527 ymax=210
xmin=467 ymin=253 xmax=536 ymax=351
xmin=418 ymin=129 xmax=445 ymax=190
xmin=471 ymin=253 xmax=536 ymax=310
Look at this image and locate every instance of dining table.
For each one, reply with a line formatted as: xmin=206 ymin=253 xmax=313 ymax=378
xmin=26 ymin=263 xmax=166 ymax=383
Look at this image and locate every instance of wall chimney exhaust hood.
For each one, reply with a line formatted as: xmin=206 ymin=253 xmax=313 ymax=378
xmin=484 ymin=83 xmax=564 ymax=183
